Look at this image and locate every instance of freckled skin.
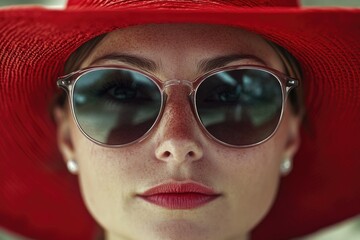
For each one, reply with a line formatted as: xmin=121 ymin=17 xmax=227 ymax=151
xmin=56 ymin=24 xmax=301 ymax=240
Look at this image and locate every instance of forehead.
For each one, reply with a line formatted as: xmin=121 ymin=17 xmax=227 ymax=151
xmin=87 ymin=24 xmax=273 ymax=59
xmin=102 ymin=24 xmax=264 ymax=48
xmin=81 ymin=24 xmax=283 ymax=77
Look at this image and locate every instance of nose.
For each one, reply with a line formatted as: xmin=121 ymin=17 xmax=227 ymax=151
xmin=155 ymin=139 xmax=203 ymax=163
xmin=154 ymin=86 xmax=204 ymax=164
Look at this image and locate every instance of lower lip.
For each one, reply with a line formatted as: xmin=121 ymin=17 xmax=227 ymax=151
xmin=139 ymin=193 xmax=219 ymax=209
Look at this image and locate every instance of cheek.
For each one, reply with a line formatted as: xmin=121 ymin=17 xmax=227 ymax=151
xmin=69 ymin=120 xmax=151 ymax=228
xmin=212 ymin=142 xmax=283 ymax=231
xmin=207 ymin=118 xmax=289 ymax=231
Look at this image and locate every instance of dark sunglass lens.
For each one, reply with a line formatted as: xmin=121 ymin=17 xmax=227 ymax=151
xmin=73 ymin=69 xmax=161 ymax=145
xmin=196 ymin=69 xmax=283 ymax=146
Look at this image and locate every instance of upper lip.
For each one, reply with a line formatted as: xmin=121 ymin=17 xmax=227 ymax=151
xmin=139 ymin=181 xmax=219 ymax=196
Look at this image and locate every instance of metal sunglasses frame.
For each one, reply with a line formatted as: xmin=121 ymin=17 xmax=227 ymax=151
xmin=57 ymin=64 xmax=299 ymax=148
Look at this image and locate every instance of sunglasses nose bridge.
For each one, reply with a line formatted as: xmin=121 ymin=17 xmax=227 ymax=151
xmin=163 ymin=79 xmax=194 ymax=94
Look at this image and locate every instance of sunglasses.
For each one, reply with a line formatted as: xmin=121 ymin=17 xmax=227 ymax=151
xmin=57 ymin=65 xmax=299 ymax=148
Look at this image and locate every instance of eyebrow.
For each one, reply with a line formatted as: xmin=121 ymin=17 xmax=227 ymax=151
xmin=90 ymin=53 xmax=266 ymax=73
xmin=91 ymin=54 xmax=158 ymax=72
xmin=198 ymin=54 xmax=266 ymax=72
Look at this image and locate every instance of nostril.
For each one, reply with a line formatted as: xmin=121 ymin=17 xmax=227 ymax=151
xmin=163 ymin=151 xmax=171 ymax=158
xmin=188 ymin=151 xmax=195 ymax=157
xmin=155 ymin=141 xmax=203 ymax=162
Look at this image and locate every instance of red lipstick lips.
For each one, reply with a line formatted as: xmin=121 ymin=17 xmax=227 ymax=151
xmin=138 ymin=182 xmax=220 ymax=209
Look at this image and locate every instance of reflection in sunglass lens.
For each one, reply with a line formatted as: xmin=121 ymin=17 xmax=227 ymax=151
xmin=73 ymin=69 xmax=161 ymax=145
xmin=195 ymin=69 xmax=283 ymax=146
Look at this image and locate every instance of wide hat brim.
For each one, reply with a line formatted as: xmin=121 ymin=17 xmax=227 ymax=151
xmin=0 ymin=5 xmax=360 ymax=240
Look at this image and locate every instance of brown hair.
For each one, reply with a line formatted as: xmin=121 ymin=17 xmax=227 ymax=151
xmin=51 ymin=33 xmax=107 ymax=110
xmin=269 ymin=42 xmax=304 ymax=116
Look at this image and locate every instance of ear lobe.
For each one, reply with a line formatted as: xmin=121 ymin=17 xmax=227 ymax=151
xmin=54 ymin=106 xmax=75 ymax=162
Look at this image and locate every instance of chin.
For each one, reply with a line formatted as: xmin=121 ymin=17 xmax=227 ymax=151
xmin=130 ymin=219 xmax=241 ymax=240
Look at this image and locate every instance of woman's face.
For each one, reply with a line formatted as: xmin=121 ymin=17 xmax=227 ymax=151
xmin=56 ymin=24 xmax=301 ymax=240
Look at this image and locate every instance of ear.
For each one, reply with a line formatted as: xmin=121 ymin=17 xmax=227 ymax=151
xmin=53 ymin=106 xmax=75 ymax=164
xmin=283 ymin=112 xmax=302 ymax=160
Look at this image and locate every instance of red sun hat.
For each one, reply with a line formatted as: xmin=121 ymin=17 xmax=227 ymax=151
xmin=0 ymin=0 xmax=359 ymax=239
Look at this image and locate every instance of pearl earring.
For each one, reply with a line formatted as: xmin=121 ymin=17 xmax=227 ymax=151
xmin=66 ymin=159 xmax=78 ymax=174
xmin=280 ymin=158 xmax=293 ymax=176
